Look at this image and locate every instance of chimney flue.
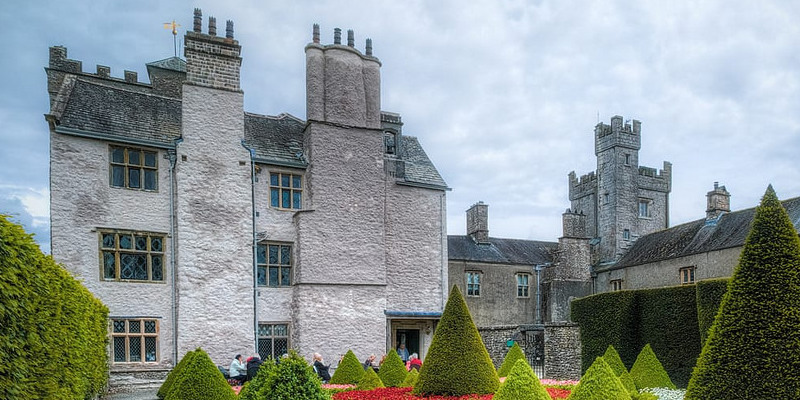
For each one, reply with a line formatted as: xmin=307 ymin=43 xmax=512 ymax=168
xmin=466 ymin=202 xmax=490 ymax=243
xmin=193 ymin=8 xmax=202 ymax=32
xmin=226 ymin=20 xmax=234 ymax=39
xmin=312 ymin=23 xmax=320 ymax=44
xmin=706 ymin=182 xmax=731 ymax=220
xmin=208 ymin=16 xmax=217 ymax=36
xmin=333 ymin=28 xmax=341 ymax=44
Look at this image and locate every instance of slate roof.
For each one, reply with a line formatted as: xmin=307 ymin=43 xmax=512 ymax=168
xmin=448 ymin=235 xmax=557 ymax=265
xmin=399 ymin=136 xmax=448 ymax=189
xmin=243 ymin=112 xmax=306 ymax=167
xmin=613 ymin=196 xmax=800 ymax=269
xmin=146 ymin=57 xmax=187 ymax=73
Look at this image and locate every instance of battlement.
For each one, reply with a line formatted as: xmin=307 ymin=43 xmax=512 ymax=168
xmin=637 ymin=161 xmax=672 ymax=193
xmin=48 ymin=46 xmax=146 ymax=85
xmin=568 ymin=171 xmax=597 ymax=200
xmin=595 ymin=115 xmax=641 ymax=154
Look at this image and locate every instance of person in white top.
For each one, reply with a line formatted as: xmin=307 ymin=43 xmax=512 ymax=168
xmin=229 ymin=354 xmax=247 ymax=383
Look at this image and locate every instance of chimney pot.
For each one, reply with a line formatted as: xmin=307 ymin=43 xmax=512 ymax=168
xmin=208 ymin=16 xmax=217 ymax=36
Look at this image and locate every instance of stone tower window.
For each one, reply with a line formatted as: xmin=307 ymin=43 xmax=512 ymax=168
xmin=384 ymin=131 xmax=397 ymax=155
xmin=622 ymin=229 xmax=630 ymax=240
xmin=257 ymin=243 xmax=292 ymax=287
xmin=466 ymin=272 xmax=481 ymax=296
xmin=624 ymin=153 xmax=631 ymax=165
xmin=638 ymin=199 xmax=651 ymax=218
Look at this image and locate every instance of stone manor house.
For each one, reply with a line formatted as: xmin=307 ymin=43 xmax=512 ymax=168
xmin=45 ymin=10 xmax=448 ymax=387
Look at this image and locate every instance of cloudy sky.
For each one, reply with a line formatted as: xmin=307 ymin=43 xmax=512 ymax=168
xmin=1 ymin=0 xmax=798 ymax=253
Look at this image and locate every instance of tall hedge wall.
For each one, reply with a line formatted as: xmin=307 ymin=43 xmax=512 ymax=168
xmin=572 ymin=283 xmax=726 ymax=388
xmin=694 ymin=278 xmax=729 ymax=345
xmin=0 ymin=215 xmax=109 ymax=399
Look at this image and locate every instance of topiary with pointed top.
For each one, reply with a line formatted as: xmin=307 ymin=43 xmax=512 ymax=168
xmin=493 ymin=359 xmax=551 ymax=400
xmin=413 ymin=285 xmax=499 ymax=396
xmin=685 ymin=186 xmax=800 ymax=399
xmin=629 ymin=344 xmax=675 ymax=390
xmin=603 ymin=345 xmax=637 ymax=393
xmin=400 ymin=368 xmax=419 ymax=388
xmin=164 ymin=348 xmax=236 ymax=400
xmin=377 ymin=349 xmax=408 ymax=387
xmin=567 ymin=357 xmax=631 ymax=400
xmin=157 ymin=350 xmax=196 ymax=399
xmin=237 ymin=358 xmax=277 ymax=400
xmin=497 ymin=342 xmax=527 ymax=378
xmin=357 ymin=365 xmax=385 ymax=391
xmin=329 ymin=350 xmax=365 ymax=385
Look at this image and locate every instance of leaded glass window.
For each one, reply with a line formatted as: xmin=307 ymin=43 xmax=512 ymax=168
xmin=100 ymin=231 xmax=166 ymax=282
xmin=466 ymin=272 xmax=481 ymax=296
xmin=258 ymin=323 xmax=289 ymax=360
xmin=111 ymin=318 xmax=159 ymax=363
xmin=109 ymin=146 xmax=158 ymax=191
xmin=269 ymin=172 xmax=302 ymax=210
xmin=257 ymin=243 xmax=292 ymax=287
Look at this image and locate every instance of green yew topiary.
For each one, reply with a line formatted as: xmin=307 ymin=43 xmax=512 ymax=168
xmin=357 ymin=365 xmax=384 ymax=391
xmin=618 ymin=370 xmax=637 ymax=394
xmin=237 ymin=358 xmax=277 ymax=400
xmin=164 ymin=348 xmax=236 ymax=400
xmin=567 ymin=357 xmax=631 ymax=400
xmin=686 ymin=186 xmax=800 ymax=399
xmin=400 ymin=368 xmax=419 ymax=387
xmin=0 ymin=215 xmax=109 ymax=400
xmin=497 ymin=342 xmax=526 ymax=378
xmin=493 ymin=359 xmax=551 ymax=400
xmin=413 ymin=285 xmax=499 ymax=396
xmin=256 ymin=351 xmax=327 ymax=400
xmin=602 ymin=345 xmax=628 ymax=377
xmin=695 ymin=278 xmax=729 ymax=346
xmin=329 ymin=350 xmax=365 ymax=385
xmin=629 ymin=344 xmax=675 ymax=390
xmin=157 ymin=350 xmax=196 ymax=399
xmin=377 ymin=349 xmax=408 ymax=387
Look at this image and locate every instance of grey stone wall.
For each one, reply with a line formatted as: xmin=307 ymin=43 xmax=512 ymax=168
xmin=184 ymin=31 xmax=242 ymax=92
xmin=450 ymin=261 xmax=538 ymax=327
xmin=544 ymin=323 xmax=582 ymax=380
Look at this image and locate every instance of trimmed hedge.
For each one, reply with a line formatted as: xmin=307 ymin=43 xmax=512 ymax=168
xmin=629 ymin=344 xmax=675 ymax=389
xmin=158 ymin=350 xmax=196 ymax=399
xmin=0 ymin=215 xmax=109 ymax=400
xmin=164 ymin=348 xmax=236 ymax=400
xmin=571 ymin=290 xmax=639 ymax=373
xmin=237 ymin=358 xmax=276 ymax=400
xmin=494 ymin=359 xmax=551 ymax=400
xmin=377 ymin=349 xmax=408 ymax=387
xmin=686 ymin=187 xmax=800 ymax=399
xmin=694 ymin=278 xmax=729 ymax=346
xmin=497 ymin=342 xmax=526 ymax=378
xmin=357 ymin=366 xmax=384 ymax=391
xmin=400 ymin=368 xmax=419 ymax=388
xmin=567 ymin=357 xmax=631 ymax=400
xmin=256 ymin=351 xmax=327 ymax=400
xmin=330 ymin=350 xmax=365 ymax=385
xmin=413 ymin=285 xmax=499 ymax=396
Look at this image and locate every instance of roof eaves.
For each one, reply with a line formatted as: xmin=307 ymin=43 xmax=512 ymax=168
xmin=54 ymin=126 xmax=177 ymax=149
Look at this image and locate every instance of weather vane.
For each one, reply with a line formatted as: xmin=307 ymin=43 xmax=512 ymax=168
xmin=163 ymin=20 xmax=180 ymax=57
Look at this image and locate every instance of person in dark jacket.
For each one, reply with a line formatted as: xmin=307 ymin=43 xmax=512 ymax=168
xmin=312 ymin=353 xmax=331 ymax=383
xmin=246 ymin=354 xmax=263 ymax=381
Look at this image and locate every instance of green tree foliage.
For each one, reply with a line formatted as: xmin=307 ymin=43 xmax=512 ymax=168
xmin=357 ymin=366 xmax=384 ymax=391
xmin=629 ymin=344 xmax=675 ymax=390
xmin=497 ymin=342 xmax=526 ymax=378
xmin=413 ymin=285 xmax=499 ymax=396
xmin=164 ymin=348 xmax=236 ymax=400
xmin=603 ymin=345 xmax=628 ymax=376
xmin=567 ymin=357 xmax=631 ymax=400
xmin=400 ymin=368 xmax=419 ymax=388
xmin=329 ymin=350 xmax=365 ymax=385
xmin=493 ymin=359 xmax=551 ymax=400
xmin=377 ymin=349 xmax=408 ymax=387
xmin=0 ymin=215 xmax=109 ymax=400
xmin=256 ymin=351 xmax=328 ymax=400
xmin=686 ymin=186 xmax=800 ymax=399
xmin=237 ymin=358 xmax=277 ymax=400
xmin=158 ymin=350 xmax=196 ymax=399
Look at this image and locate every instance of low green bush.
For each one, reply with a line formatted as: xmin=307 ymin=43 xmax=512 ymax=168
xmin=329 ymin=350 xmax=365 ymax=385
xmin=377 ymin=349 xmax=407 ymax=387
xmin=401 ymin=369 xmax=419 ymax=388
xmin=567 ymin=357 xmax=631 ymax=400
xmin=257 ymin=351 xmax=327 ymax=400
xmin=158 ymin=350 xmax=196 ymax=399
xmin=494 ymin=359 xmax=550 ymax=400
xmin=164 ymin=348 xmax=236 ymax=400
xmin=357 ymin=366 xmax=384 ymax=391
xmin=497 ymin=342 xmax=526 ymax=378
xmin=629 ymin=344 xmax=675 ymax=390
xmin=238 ymin=358 xmax=277 ymax=400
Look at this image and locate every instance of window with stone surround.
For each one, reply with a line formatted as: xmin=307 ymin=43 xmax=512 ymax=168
xmin=466 ymin=272 xmax=481 ymax=296
xmin=111 ymin=318 xmax=159 ymax=363
xmin=110 ymin=146 xmax=158 ymax=191
xmin=610 ymin=279 xmax=623 ymax=291
xmin=257 ymin=243 xmax=292 ymax=287
xmin=516 ymin=273 xmax=530 ymax=298
xmin=269 ymin=172 xmax=302 ymax=210
xmin=680 ymin=266 xmax=696 ymax=285
xmin=623 ymin=229 xmax=631 ymax=240
xmin=258 ymin=323 xmax=289 ymax=360
xmin=100 ymin=230 xmax=165 ymax=282
xmin=638 ymin=199 xmax=652 ymax=218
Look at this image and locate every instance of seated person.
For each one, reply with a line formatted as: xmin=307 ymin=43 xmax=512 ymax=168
xmin=312 ymin=353 xmax=331 ymax=383
xmin=229 ymin=354 xmax=247 ymax=384
xmin=408 ymin=353 xmax=422 ymax=371
xmin=246 ymin=354 xmax=263 ymax=381
xmin=362 ymin=354 xmax=376 ymax=370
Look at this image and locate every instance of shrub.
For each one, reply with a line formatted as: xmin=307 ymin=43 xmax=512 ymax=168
xmin=686 ymin=186 xmax=800 ymax=399
xmin=330 ymin=350 xmax=365 ymax=385
xmin=400 ymin=368 xmax=419 ymax=388
xmin=694 ymin=278 xmax=729 ymax=346
xmin=164 ymin=348 xmax=236 ymax=400
xmin=618 ymin=370 xmax=637 ymax=394
xmin=413 ymin=285 xmax=499 ymax=396
xmin=602 ymin=345 xmax=627 ymax=376
xmin=567 ymin=357 xmax=631 ymax=400
xmin=571 ymin=290 xmax=639 ymax=373
xmin=377 ymin=349 xmax=407 ymax=387
xmin=494 ymin=359 xmax=551 ymax=400
xmin=157 ymin=350 xmax=196 ymax=399
xmin=0 ymin=215 xmax=109 ymax=400
xmin=497 ymin=342 xmax=526 ymax=378
xmin=238 ymin=358 xmax=277 ymax=400
xmin=357 ymin=366 xmax=384 ymax=391
xmin=629 ymin=344 xmax=675 ymax=390
xmin=257 ymin=351 xmax=327 ymax=400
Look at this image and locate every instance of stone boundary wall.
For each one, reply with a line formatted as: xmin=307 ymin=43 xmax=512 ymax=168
xmin=544 ymin=323 xmax=581 ymax=380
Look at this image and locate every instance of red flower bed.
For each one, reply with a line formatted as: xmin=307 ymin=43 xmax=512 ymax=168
xmin=332 ymin=386 xmax=572 ymax=400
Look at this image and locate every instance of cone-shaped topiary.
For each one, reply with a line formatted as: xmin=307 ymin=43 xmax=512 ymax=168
xmin=602 ymin=345 xmax=628 ymax=377
xmin=377 ymin=349 xmax=408 ymax=387
xmin=256 ymin=351 xmax=327 ymax=400
xmin=164 ymin=348 xmax=236 ymax=400
xmin=629 ymin=344 xmax=675 ymax=390
xmin=686 ymin=186 xmax=800 ymax=399
xmin=237 ymin=358 xmax=277 ymax=400
xmin=401 ymin=368 xmax=419 ymax=388
xmin=619 ymin=370 xmax=637 ymax=394
xmin=497 ymin=342 xmax=527 ymax=378
xmin=493 ymin=359 xmax=551 ymax=400
xmin=157 ymin=350 xmax=196 ymax=399
xmin=413 ymin=285 xmax=499 ymax=396
xmin=329 ymin=350 xmax=365 ymax=385
xmin=567 ymin=357 xmax=631 ymax=400
xmin=357 ymin=365 xmax=385 ymax=391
